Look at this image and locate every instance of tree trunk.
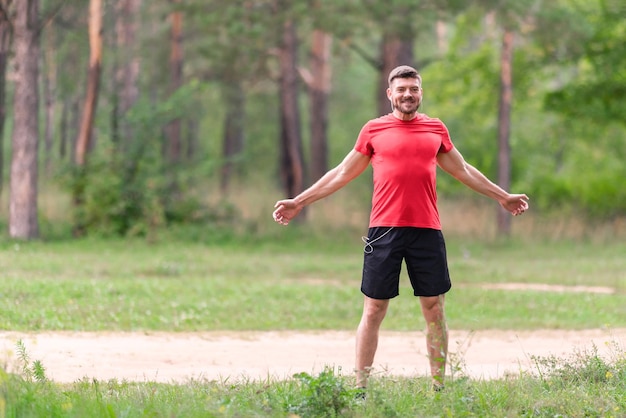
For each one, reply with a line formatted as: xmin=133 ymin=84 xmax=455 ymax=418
xmin=165 ymin=0 xmax=183 ymax=167
xmin=278 ymin=17 xmax=305 ymax=205
xmin=436 ymin=20 xmax=448 ymax=55
xmin=377 ymin=33 xmax=414 ymax=116
xmin=220 ymin=81 xmax=244 ymax=194
xmin=43 ymin=20 xmax=56 ymax=176
xmin=308 ymin=29 xmax=332 ymax=181
xmin=113 ymin=0 xmax=141 ymax=147
xmin=10 ymin=0 xmax=40 ymax=239
xmin=75 ymin=0 xmax=103 ymax=167
xmin=60 ymin=99 xmax=80 ymax=162
xmin=0 ymin=0 xmax=12 ymax=201
xmin=73 ymin=0 xmax=102 ymax=236
xmin=59 ymin=100 xmax=68 ymax=159
xmin=497 ymin=29 xmax=514 ymax=236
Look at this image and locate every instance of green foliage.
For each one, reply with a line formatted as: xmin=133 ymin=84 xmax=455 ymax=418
xmin=544 ymin=0 xmax=626 ymax=124
xmin=16 ymin=0 xmax=624 ymax=243
xmin=574 ymin=171 xmax=626 ymax=219
xmin=419 ymin=1 xmax=626 ymax=219
xmin=525 ymin=172 xmax=574 ymax=211
xmin=289 ymin=367 xmax=356 ymax=417
xmin=58 ymin=81 xmax=244 ymax=237
xmin=529 ymin=123 xmax=625 ymax=218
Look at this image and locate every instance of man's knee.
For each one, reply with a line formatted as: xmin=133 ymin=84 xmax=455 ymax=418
xmin=420 ymin=295 xmax=445 ymax=323
xmin=362 ymin=297 xmax=389 ymax=323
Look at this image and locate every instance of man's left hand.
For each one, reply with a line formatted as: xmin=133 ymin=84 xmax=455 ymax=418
xmin=500 ymin=194 xmax=529 ymax=216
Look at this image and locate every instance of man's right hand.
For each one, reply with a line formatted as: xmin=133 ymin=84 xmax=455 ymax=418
xmin=272 ymin=199 xmax=303 ymax=226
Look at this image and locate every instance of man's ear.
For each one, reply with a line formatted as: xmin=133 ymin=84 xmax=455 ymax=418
xmin=386 ymin=87 xmax=392 ymax=100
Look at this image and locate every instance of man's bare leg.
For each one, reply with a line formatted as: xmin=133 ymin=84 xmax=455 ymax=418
xmin=420 ymin=295 xmax=448 ymax=388
xmin=354 ymin=296 xmax=389 ymax=388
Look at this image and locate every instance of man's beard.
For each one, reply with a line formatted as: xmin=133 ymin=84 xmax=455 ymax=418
xmin=395 ymin=99 xmax=420 ymax=114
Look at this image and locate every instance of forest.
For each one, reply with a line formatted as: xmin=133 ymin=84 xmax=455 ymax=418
xmin=0 ymin=0 xmax=624 ymax=240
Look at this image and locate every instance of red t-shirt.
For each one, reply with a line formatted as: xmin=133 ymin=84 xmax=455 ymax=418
xmin=354 ymin=113 xmax=454 ymax=229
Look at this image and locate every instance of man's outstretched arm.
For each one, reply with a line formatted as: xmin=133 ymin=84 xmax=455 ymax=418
xmin=273 ymin=150 xmax=371 ymax=225
xmin=437 ymin=148 xmax=529 ymax=216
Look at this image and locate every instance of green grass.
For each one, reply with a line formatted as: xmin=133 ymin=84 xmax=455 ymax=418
xmin=0 ymin=232 xmax=624 ymax=331
xmin=1 ymin=229 xmax=625 ymax=416
xmin=3 ymin=348 xmax=626 ymax=417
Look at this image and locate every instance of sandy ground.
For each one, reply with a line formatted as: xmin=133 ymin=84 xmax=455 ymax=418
xmin=2 ymin=328 xmax=625 ymax=384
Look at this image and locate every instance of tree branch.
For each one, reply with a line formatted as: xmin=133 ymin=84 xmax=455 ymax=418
xmin=36 ymin=2 xmax=65 ymax=38
xmin=344 ymin=39 xmax=381 ymax=70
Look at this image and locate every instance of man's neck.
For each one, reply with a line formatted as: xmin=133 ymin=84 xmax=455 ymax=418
xmin=392 ymin=110 xmax=418 ymax=121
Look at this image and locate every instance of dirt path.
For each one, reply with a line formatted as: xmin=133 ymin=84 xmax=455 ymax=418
xmin=2 ymin=329 xmax=624 ymax=383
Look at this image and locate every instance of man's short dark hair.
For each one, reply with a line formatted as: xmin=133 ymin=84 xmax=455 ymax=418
xmin=388 ymin=65 xmax=420 ymax=86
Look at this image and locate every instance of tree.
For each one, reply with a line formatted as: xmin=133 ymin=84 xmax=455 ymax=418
xmin=0 ymin=0 xmax=12 ymax=200
xmin=376 ymin=30 xmax=415 ymax=116
xmin=181 ymin=1 xmax=267 ymax=193
xmin=75 ymin=0 xmax=102 ymax=167
xmin=165 ymin=0 xmax=183 ymax=170
xmin=42 ymin=17 xmax=56 ymax=176
xmin=112 ymin=0 xmax=141 ymax=147
xmin=73 ymin=0 xmax=102 ymax=236
xmin=496 ymin=28 xmax=514 ymax=235
xmin=277 ymin=12 xmax=306 ymax=204
xmin=302 ymin=28 xmax=332 ymax=182
xmin=9 ymin=0 xmax=40 ymax=239
xmin=545 ymin=0 xmax=626 ymax=125
xmin=346 ymin=1 xmax=416 ymax=116
xmin=298 ymin=0 xmax=338 ymax=182
xmin=220 ymin=80 xmax=244 ymax=193
xmin=474 ymin=0 xmax=549 ymax=235
xmin=345 ymin=1 xmax=470 ymax=116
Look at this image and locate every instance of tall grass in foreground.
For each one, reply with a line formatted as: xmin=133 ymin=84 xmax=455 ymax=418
xmin=2 ymin=341 xmax=625 ymax=417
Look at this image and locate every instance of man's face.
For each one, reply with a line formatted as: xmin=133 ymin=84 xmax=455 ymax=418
xmin=387 ymin=77 xmax=422 ymax=115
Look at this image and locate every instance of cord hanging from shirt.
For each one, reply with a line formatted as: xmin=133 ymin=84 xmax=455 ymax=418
xmin=362 ymin=227 xmax=394 ymax=254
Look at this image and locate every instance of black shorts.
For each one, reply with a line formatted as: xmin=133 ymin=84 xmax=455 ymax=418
xmin=361 ymin=227 xmax=452 ymax=299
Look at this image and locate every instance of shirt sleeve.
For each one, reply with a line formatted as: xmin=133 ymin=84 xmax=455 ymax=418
xmin=438 ymin=120 xmax=454 ymax=153
xmin=354 ymin=121 xmax=374 ymax=156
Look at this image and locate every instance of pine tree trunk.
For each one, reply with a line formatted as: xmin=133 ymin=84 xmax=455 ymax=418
xmin=75 ymin=0 xmax=102 ymax=167
xmin=165 ymin=0 xmax=183 ymax=167
xmin=43 ymin=21 xmax=56 ymax=176
xmin=377 ymin=33 xmax=414 ymax=117
xmin=309 ymin=29 xmax=332 ymax=181
xmin=10 ymin=0 xmax=40 ymax=239
xmin=278 ymin=17 xmax=305 ymax=204
xmin=113 ymin=0 xmax=141 ymax=147
xmin=497 ymin=29 xmax=514 ymax=236
xmin=220 ymin=81 xmax=244 ymax=194
xmin=73 ymin=0 xmax=103 ymax=236
xmin=0 ymin=0 xmax=12 ymax=201
xmin=59 ymin=100 xmax=68 ymax=159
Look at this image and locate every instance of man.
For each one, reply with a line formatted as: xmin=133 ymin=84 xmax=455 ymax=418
xmin=272 ymin=65 xmax=528 ymax=391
